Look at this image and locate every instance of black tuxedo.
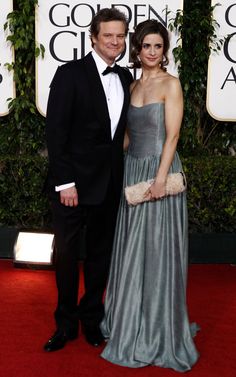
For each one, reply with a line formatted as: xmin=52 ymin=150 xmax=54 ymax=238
xmin=46 ymin=52 xmax=132 ymax=204
xmin=46 ymin=52 xmax=133 ymax=332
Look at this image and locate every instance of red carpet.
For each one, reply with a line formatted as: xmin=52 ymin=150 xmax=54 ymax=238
xmin=0 ymin=260 xmax=235 ymax=377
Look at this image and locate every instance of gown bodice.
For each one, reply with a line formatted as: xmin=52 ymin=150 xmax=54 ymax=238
xmin=127 ymin=103 xmax=166 ymax=158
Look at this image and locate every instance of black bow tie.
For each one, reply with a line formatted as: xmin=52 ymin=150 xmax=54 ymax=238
xmin=102 ymin=65 xmax=119 ymax=75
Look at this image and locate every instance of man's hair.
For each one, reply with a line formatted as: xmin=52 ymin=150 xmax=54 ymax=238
xmin=89 ymin=8 xmax=129 ymax=46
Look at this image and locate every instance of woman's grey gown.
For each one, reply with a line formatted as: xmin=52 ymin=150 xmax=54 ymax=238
xmin=100 ymin=103 xmax=199 ymax=372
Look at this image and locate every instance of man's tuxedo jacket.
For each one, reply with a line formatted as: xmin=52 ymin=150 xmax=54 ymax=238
xmin=46 ymin=52 xmax=133 ymax=205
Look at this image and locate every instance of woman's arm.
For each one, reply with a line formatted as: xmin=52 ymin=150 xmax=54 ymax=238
xmin=149 ymin=77 xmax=183 ymax=199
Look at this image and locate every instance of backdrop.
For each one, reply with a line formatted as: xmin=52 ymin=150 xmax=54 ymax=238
xmin=35 ymin=0 xmax=183 ymax=116
xmin=207 ymin=0 xmax=236 ymax=121
xmin=0 ymin=1 xmax=235 ymax=121
xmin=0 ymin=0 xmax=15 ymax=116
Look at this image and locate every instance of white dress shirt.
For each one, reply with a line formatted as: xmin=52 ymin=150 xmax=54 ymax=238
xmin=56 ymin=50 xmax=124 ymax=192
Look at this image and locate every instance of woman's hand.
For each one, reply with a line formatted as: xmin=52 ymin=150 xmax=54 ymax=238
xmin=146 ymin=179 xmax=166 ymax=201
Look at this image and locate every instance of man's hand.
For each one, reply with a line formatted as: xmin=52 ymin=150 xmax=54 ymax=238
xmin=60 ymin=186 xmax=78 ymax=207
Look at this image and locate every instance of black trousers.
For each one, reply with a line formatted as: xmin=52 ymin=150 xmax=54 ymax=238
xmin=50 ymin=181 xmax=120 ymax=332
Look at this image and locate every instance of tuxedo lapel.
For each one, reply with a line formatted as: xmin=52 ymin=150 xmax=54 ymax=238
xmin=82 ymin=53 xmax=131 ymax=141
xmin=83 ymin=53 xmax=111 ymax=137
xmin=112 ymin=66 xmax=131 ymax=140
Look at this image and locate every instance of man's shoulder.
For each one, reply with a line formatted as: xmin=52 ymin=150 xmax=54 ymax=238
xmin=119 ymin=66 xmax=134 ymax=84
xmin=57 ymin=53 xmax=92 ymax=73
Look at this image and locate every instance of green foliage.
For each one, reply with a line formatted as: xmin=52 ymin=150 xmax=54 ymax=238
xmin=0 ymin=0 xmax=49 ymax=230
xmin=0 ymin=155 xmax=234 ymax=233
xmin=0 ymin=0 xmax=45 ymax=155
xmin=0 ymin=156 xmax=51 ymax=229
xmin=169 ymin=0 xmax=236 ymax=156
xmin=183 ymin=156 xmax=236 ymax=233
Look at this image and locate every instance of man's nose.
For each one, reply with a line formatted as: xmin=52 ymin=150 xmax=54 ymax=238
xmin=111 ymin=36 xmax=118 ymax=44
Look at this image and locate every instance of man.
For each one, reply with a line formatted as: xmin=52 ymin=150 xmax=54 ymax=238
xmin=44 ymin=8 xmax=133 ymax=352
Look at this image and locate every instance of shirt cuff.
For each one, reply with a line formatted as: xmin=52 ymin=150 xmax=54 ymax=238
xmin=55 ymin=182 xmax=75 ymax=192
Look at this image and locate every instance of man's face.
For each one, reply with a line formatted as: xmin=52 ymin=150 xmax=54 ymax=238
xmin=92 ymin=21 xmax=126 ymax=65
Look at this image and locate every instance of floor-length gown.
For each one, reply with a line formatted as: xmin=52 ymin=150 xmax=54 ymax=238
xmin=100 ymin=103 xmax=199 ymax=372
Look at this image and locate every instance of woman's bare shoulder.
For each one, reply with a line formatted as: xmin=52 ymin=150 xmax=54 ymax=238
xmin=166 ymin=73 xmax=181 ymax=84
xmin=164 ymin=73 xmax=182 ymax=94
xmin=130 ymin=79 xmax=139 ymax=93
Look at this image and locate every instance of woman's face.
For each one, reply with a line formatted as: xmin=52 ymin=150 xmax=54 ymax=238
xmin=139 ymin=33 xmax=164 ymax=69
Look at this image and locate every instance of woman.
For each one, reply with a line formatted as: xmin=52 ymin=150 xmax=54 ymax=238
xmin=100 ymin=20 xmax=199 ymax=372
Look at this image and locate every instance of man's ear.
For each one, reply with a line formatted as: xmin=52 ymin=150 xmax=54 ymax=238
xmin=91 ymin=35 xmax=97 ymax=46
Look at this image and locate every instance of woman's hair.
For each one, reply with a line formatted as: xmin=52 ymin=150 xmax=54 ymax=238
xmin=89 ymin=8 xmax=129 ymax=46
xmin=130 ymin=19 xmax=170 ymax=70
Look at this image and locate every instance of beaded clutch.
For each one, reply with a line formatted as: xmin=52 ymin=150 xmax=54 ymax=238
xmin=125 ymin=172 xmax=186 ymax=206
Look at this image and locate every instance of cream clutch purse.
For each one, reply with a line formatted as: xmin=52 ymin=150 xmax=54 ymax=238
xmin=125 ymin=172 xmax=186 ymax=206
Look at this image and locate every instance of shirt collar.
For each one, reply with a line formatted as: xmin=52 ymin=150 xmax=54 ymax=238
xmin=92 ymin=50 xmax=115 ymax=75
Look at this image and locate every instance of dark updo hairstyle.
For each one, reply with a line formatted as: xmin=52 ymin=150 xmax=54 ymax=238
xmin=89 ymin=8 xmax=129 ymax=47
xmin=131 ymin=19 xmax=170 ymax=70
